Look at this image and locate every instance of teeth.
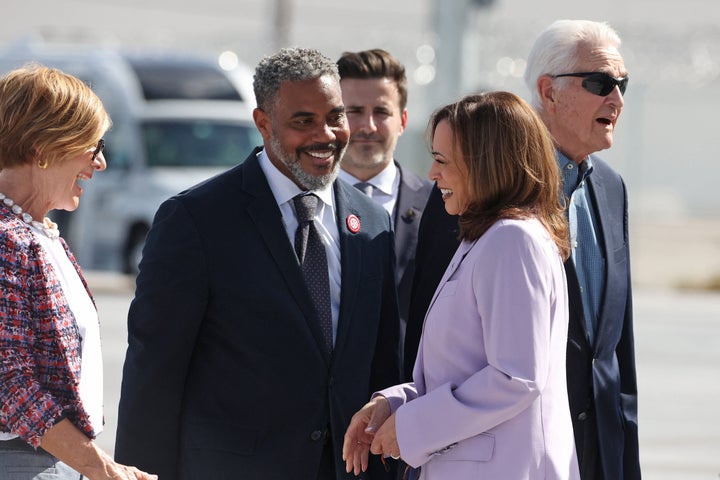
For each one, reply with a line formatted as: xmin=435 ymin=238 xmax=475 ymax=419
xmin=440 ymin=189 xmax=453 ymax=195
xmin=77 ymin=174 xmax=91 ymax=181
xmin=307 ymin=151 xmax=333 ymax=159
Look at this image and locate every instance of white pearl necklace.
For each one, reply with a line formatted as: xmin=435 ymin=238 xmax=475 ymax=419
xmin=0 ymin=192 xmax=60 ymax=240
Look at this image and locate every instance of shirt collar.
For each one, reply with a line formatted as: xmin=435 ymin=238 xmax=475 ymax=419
xmin=557 ymin=150 xmax=594 ymax=196
xmin=337 ymin=161 xmax=398 ymax=196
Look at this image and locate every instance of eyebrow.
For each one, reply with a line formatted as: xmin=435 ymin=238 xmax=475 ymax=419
xmin=290 ymin=106 xmax=346 ymax=119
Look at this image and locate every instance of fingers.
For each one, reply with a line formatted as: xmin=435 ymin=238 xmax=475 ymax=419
xmin=369 ymin=411 xmax=400 ymax=460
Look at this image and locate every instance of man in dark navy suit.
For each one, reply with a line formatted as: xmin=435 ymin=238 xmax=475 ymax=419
xmin=525 ymin=20 xmax=640 ymax=480
xmin=115 ymin=47 xmax=399 ymax=480
xmin=336 ymin=48 xmax=433 ymax=376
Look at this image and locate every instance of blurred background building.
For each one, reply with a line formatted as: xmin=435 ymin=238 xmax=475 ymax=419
xmin=3 ymin=0 xmax=720 ymax=286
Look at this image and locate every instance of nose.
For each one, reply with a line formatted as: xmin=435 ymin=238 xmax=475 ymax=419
xmin=428 ymin=161 xmax=440 ymax=181
xmin=358 ymin=113 xmax=377 ymax=133
xmin=606 ymin=85 xmax=625 ymax=108
xmin=92 ymin=151 xmax=107 ymax=171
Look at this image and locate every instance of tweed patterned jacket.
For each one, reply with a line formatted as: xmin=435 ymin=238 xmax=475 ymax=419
xmin=0 ymin=205 xmax=96 ymax=447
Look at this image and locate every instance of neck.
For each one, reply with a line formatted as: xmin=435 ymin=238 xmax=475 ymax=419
xmin=341 ymin=159 xmax=393 ymax=183
xmin=0 ymin=168 xmax=50 ymax=220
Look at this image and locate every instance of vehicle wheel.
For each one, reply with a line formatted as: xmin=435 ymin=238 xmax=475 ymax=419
xmin=123 ymin=225 xmax=149 ymax=275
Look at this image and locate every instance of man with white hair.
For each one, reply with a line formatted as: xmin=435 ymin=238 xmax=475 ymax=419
xmin=525 ymin=19 xmax=641 ymax=480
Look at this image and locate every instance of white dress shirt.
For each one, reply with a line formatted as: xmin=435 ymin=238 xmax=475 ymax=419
xmin=258 ymin=149 xmax=342 ymax=344
xmin=338 ymin=161 xmax=399 ymax=221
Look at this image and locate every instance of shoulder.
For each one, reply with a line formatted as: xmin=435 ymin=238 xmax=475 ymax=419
xmin=0 ymin=212 xmax=35 ymax=254
xmin=165 ymin=150 xmax=261 ymax=212
xmin=477 ymin=218 xmax=554 ymax=257
xmin=589 ymin=154 xmax=624 ymax=184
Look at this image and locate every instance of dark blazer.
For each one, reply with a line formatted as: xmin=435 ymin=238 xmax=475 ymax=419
xmin=402 ymin=184 xmax=459 ymax=381
xmin=565 ymin=154 xmax=640 ymax=480
xmin=115 ymin=149 xmax=400 ymax=480
xmin=392 ymin=162 xmax=433 ymax=369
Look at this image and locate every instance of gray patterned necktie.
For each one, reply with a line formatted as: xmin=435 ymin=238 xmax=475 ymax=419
xmin=293 ymin=193 xmax=333 ymax=352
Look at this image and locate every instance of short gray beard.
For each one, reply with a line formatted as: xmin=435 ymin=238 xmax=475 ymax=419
xmin=270 ymin=134 xmax=345 ymax=190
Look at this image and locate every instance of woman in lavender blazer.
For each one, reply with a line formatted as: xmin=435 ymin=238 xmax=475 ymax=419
xmin=343 ymin=92 xmax=580 ymax=480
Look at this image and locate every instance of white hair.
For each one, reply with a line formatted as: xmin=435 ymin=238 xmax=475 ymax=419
xmin=524 ymin=19 xmax=622 ymax=111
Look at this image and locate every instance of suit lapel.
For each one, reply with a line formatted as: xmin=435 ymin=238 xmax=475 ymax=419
xmin=587 ymin=160 xmax=623 ymax=351
xmin=332 ymin=181 xmax=362 ymax=355
xmin=242 ymin=152 xmax=331 ymax=361
xmin=393 ymin=163 xmax=426 ymax=282
xmin=422 ymin=238 xmax=475 ymax=332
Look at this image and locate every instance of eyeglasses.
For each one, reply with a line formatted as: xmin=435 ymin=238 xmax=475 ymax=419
xmin=552 ymin=72 xmax=629 ymax=97
xmin=91 ymin=139 xmax=105 ymax=161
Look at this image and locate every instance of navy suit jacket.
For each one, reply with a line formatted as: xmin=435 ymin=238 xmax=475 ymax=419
xmin=392 ymin=162 xmax=433 ymax=369
xmin=565 ymin=154 xmax=640 ymax=479
xmin=115 ymin=149 xmax=400 ymax=480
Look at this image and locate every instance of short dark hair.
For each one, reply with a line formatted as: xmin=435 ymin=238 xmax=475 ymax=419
xmin=337 ymin=49 xmax=408 ymax=111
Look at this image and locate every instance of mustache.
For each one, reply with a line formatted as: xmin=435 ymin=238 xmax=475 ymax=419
xmin=350 ymin=132 xmax=382 ymax=141
xmin=298 ymin=142 xmax=343 ymax=153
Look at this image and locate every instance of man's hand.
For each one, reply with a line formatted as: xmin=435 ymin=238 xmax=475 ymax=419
xmin=342 ymin=396 xmax=391 ymax=475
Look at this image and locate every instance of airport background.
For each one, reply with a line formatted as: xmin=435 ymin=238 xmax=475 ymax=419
xmin=3 ymin=0 xmax=719 ymax=478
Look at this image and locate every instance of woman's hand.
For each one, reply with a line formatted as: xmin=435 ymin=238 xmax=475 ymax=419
xmin=371 ymin=411 xmax=400 ymax=461
xmin=342 ymin=395 xmax=391 ymax=475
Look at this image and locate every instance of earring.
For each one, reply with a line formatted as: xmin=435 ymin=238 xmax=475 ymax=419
xmin=38 ymin=159 xmax=48 ymax=169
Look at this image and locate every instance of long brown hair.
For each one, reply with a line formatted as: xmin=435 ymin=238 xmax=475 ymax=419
xmin=428 ymin=92 xmax=569 ymax=259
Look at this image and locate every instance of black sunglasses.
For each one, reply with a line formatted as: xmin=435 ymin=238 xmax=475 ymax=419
xmin=552 ymin=72 xmax=629 ymax=97
xmin=91 ymin=138 xmax=105 ymax=161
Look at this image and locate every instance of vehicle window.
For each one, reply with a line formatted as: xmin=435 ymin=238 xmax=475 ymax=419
xmin=142 ymin=120 xmax=262 ymax=167
xmin=129 ymin=62 xmax=244 ymax=101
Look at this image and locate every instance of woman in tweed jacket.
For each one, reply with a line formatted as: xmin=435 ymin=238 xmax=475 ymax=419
xmin=0 ymin=65 xmax=156 ymax=480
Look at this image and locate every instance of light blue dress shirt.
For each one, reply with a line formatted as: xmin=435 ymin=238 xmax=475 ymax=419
xmin=558 ymin=151 xmax=606 ymax=345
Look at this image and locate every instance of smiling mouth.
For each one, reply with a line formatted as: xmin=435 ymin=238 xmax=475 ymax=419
xmin=440 ymin=188 xmax=453 ymax=200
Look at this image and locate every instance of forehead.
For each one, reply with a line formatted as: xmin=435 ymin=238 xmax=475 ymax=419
xmin=576 ymin=42 xmax=627 ymax=76
xmin=432 ymin=119 xmax=455 ymax=150
xmin=340 ymin=77 xmax=400 ymax=103
xmin=275 ymin=75 xmax=343 ymax=113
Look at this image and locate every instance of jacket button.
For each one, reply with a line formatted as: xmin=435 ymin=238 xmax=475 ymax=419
xmin=311 ymin=430 xmax=324 ymax=441
xmin=578 ymin=412 xmax=588 ymax=421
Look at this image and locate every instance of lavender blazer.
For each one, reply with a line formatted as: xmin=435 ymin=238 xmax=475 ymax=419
xmin=380 ymin=218 xmax=580 ymax=480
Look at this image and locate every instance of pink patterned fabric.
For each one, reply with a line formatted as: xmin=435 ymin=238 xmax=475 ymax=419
xmin=0 ymin=205 xmax=96 ymax=447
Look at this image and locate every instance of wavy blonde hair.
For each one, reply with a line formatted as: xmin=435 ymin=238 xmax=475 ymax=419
xmin=0 ymin=63 xmax=111 ymax=169
xmin=428 ymin=91 xmax=570 ymax=259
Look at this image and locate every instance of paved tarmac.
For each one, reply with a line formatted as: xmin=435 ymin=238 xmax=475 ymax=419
xmin=88 ymin=274 xmax=720 ymax=479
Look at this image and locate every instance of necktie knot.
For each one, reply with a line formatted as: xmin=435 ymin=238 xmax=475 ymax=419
xmin=293 ymin=193 xmax=319 ymax=224
xmin=354 ymin=182 xmax=374 ymax=198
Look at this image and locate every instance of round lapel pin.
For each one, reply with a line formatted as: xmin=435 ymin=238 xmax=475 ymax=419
xmin=346 ymin=214 xmax=361 ymax=234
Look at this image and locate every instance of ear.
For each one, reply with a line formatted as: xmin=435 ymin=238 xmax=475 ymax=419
xmin=537 ymin=75 xmax=557 ymax=112
xmin=398 ymin=108 xmax=408 ymax=135
xmin=253 ymin=108 xmax=271 ymax=141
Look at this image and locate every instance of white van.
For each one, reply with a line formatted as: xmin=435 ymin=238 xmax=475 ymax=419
xmin=0 ymin=40 xmax=262 ymax=273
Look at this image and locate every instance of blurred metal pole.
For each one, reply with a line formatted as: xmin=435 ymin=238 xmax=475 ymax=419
xmin=272 ymin=0 xmax=293 ymax=51
xmin=430 ymin=0 xmax=472 ymax=109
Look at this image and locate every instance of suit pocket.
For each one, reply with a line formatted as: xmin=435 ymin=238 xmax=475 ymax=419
xmin=183 ymin=418 xmax=257 ymax=455
xmin=432 ymin=432 xmax=494 ymax=462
